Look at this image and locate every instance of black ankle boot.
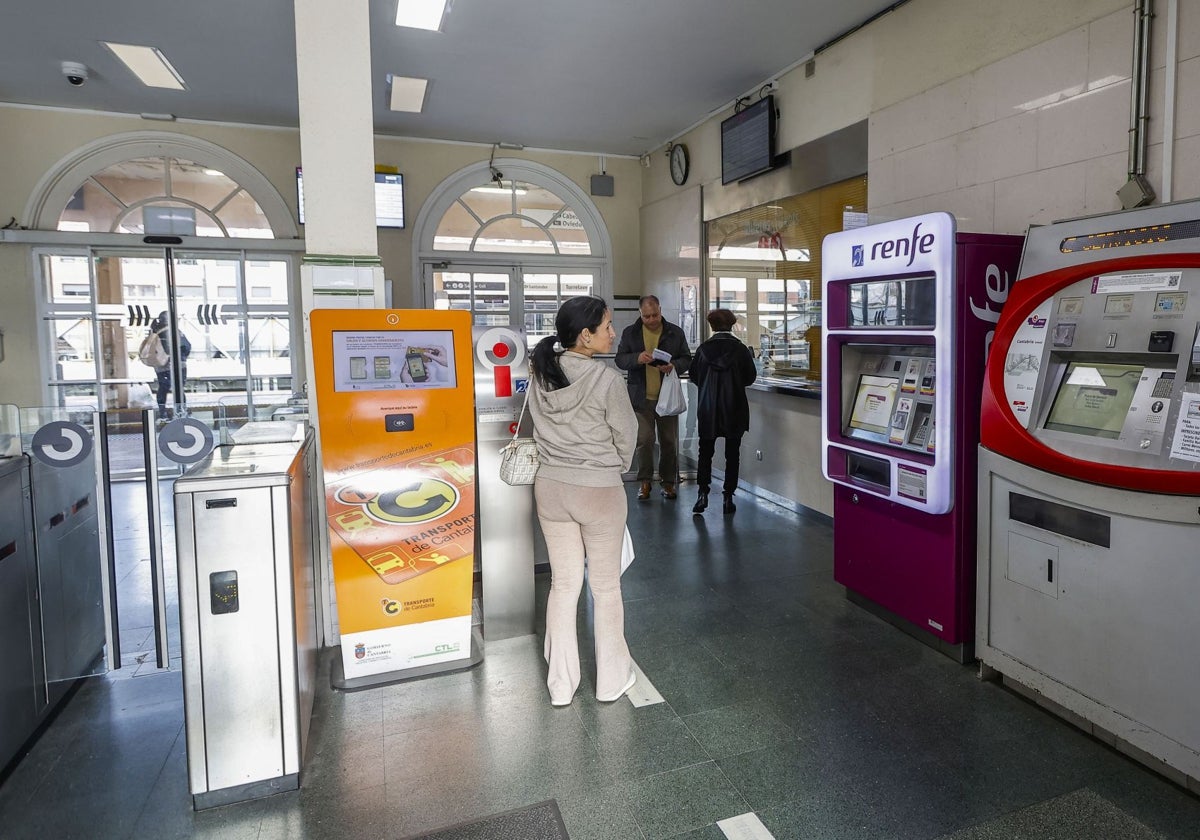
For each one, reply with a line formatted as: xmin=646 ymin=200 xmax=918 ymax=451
xmin=722 ymin=493 xmax=736 ymax=515
xmin=692 ymin=491 xmax=708 ymax=514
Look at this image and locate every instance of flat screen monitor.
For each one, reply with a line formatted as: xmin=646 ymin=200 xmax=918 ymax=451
xmin=1043 ymin=362 xmax=1142 ymax=439
xmin=721 ymin=94 xmax=776 ymax=185
xmin=297 ymin=168 xmax=405 ymax=229
xmin=846 ymin=374 xmax=899 ymax=437
xmin=332 ymin=330 xmax=455 ymax=392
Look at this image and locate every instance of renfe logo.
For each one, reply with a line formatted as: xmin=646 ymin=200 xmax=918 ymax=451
xmin=852 ymin=245 xmax=864 ymax=267
xmin=970 ymin=263 xmax=1012 ymax=360
xmin=866 ymin=222 xmax=936 ymax=267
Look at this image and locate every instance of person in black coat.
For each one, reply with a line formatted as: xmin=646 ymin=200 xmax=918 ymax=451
xmin=614 ymin=295 xmax=692 ymax=500
xmin=150 ymin=310 xmax=192 ymax=418
xmin=689 ymin=309 xmax=757 ymax=515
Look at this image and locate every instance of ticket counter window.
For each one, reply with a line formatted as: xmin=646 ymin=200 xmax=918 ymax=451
xmin=704 ymin=175 xmax=867 ymax=384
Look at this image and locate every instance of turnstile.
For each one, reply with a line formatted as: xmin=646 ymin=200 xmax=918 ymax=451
xmin=173 ymin=433 xmax=319 ymax=809
xmin=0 ymin=455 xmax=38 ymax=772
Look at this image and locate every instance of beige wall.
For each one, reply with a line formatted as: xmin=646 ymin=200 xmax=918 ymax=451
xmin=0 ymin=107 xmax=643 ymax=402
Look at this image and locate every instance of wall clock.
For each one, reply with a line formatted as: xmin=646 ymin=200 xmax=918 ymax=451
xmin=669 ymin=143 xmax=690 ymax=186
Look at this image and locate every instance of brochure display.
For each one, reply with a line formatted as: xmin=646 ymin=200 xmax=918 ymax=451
xmin=310 ymin=310 xmax=478 ymax=686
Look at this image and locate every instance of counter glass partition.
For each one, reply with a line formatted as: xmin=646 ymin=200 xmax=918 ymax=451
xmin=703 ymin=175 xmax=868 ymax=390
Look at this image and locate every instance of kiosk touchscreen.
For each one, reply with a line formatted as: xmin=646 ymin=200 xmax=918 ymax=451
xmin=823 ymin=213 xmax=1023 ymax=660
xmin=977 ymin=199 xmax=1200 ymax=786
xmin=311 ymin=310 xmax=478 ymax=687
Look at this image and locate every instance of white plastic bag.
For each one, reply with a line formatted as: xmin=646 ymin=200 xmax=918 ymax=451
xmin=655 ymin=369 xmax=686 ymax=416
xmin=127 ymin=382 xmax=154 ymax=408
xmin=621 ymin=525 xmax=635 ymax=575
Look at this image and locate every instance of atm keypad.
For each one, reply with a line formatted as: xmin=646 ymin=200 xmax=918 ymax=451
xmin=1151 ymin=373 xmax=1175 ymax=399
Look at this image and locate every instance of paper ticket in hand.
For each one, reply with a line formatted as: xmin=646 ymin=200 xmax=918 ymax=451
xmin=651 ymin=348 xmax=672 ymax=364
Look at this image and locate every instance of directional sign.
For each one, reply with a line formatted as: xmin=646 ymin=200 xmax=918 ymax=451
xmin=31 ymin=421 xmax=93 ymax=467
xmin=157 ymin=418 xmax=215 ymax=464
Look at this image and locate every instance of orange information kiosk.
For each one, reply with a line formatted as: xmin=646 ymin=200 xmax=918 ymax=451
xmin=310 ymin=309 xmax=479 ymax=687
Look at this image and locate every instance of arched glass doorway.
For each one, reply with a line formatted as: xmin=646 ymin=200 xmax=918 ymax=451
xmin=31 ymin=134 xmax=303 ymax=470
xmin=413 ymin=159 xmax=613 ymax=348
xmin=20 ymin=132 xmax=305 ymax=675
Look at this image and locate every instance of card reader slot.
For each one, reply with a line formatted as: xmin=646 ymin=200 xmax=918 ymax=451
xmin=1008 ymin=492 xmax=1110 ymax=548
xmin=847 ymin=452 xmax=891 ymax=491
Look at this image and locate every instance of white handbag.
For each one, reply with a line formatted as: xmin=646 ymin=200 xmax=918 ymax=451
xmin=498 ymin=394 xmax=539 ymax=486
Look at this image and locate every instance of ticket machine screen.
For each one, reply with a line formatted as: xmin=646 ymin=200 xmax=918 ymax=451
xmin=840 ymin=345 xmax=937 ymax=454
xmin=1044 ymin=362 xmax=1145 ymax=439
xmin=848 ymin=375 xmax=899 ymax=436
xmin=332 ymin=330 xmax=456 ymax=392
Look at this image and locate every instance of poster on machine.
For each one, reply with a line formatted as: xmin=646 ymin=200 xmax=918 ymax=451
xmin=310 ymin=309 xmax=476 ymax=680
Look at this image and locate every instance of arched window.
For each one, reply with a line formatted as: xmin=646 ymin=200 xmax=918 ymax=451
xmin=413 ymin=159 xmax=612 ymax=343
xmin=432 ymin=178 xmax=592 ymax=255
xmin=26 ymin=131 xmax=297 ymax=238
xmin=58 ymin=155 xmax=272 ymax=237
xmin=24 ymin=132 xmax=302 ymax=437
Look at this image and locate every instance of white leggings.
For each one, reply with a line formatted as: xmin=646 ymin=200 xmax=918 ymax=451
xmin=534 ymin=477 xmax=632 ymax=705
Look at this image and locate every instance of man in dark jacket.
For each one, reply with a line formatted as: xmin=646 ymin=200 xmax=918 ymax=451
xmin=614 ymin=295 xmax=693 ymax=500
xmin=689 ymin=309 xmax=757 ymax=515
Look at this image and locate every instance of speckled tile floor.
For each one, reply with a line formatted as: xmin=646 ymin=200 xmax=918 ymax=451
xmin=2 ymin=483 xmax=1199 ymax=839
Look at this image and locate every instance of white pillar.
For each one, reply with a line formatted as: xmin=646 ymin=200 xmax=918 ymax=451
xmin=293 ymin=0 xmax=386 ymax=646
xmin=293 ymin=0 xmax=385 ymax=311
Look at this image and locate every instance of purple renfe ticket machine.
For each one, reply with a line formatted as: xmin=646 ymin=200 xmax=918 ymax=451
xmin=821 ymin=212 xmax=1022 ymax=662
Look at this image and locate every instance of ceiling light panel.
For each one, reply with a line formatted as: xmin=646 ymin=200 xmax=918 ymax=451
xmin=103 ymin=42 xmax=187 ymax=90
xmin=395 ymin=0 xmax=448 ymax=31
xmin=389 ymin=75 xmax=428 ymax=112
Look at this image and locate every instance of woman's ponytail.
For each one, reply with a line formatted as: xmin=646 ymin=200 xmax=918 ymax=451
xmin=530 ymin=334 xmax=568 ymax=391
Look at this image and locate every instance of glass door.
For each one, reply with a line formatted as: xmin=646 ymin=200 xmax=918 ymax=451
xmin=427 ymin=264 xmax=599 ymax=351
xmin=428 ymin=264 xmax=519 ymax=327
xmin=521 ymin=270 xmax=595 ymax=350
xmin=37 ymin=246 xmax=298 ymax=672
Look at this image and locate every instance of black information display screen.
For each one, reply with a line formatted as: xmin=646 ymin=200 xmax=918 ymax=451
xmin=721 ymin=95 xmax=776 ymax=184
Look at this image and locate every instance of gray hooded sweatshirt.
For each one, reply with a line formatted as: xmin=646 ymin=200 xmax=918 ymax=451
xmin=528 ymin=350 xmax=637 ymax=487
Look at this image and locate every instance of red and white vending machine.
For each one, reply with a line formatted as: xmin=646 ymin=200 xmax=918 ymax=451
xmin=978 ymin=199 xmax=1200 ymax=786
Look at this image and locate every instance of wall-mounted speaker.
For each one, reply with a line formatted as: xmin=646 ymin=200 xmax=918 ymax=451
xmin=590 ymin=174 xmax=614 ymax=197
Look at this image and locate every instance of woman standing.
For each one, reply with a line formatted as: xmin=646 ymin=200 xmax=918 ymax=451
xmin=528 ymin=296 xmax=638 ymax=706
xmin=690 ymin=309 xmax=757 ymax=515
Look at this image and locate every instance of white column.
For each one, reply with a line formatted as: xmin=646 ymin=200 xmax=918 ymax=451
xmin=293 ymin=0 xmax=385 ymax=647
xmin=293 ymin=0 xmax=385 ymax=310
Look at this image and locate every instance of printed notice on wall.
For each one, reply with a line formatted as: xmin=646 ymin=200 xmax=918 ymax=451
xmin=1168 ymin=393 xmax=1200 ymax=463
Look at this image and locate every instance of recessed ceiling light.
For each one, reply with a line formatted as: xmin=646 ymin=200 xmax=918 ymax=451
xmin=388 ymin=75 xmax=428 ymax=112
xmin=395 ymin=0 xmax=448 ymax=31
xmin=103 ymin=42 xmax=187 ymax=90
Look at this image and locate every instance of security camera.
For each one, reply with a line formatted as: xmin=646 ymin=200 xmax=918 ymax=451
xmin=62 ymin=62 xmax=89 ymax=87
